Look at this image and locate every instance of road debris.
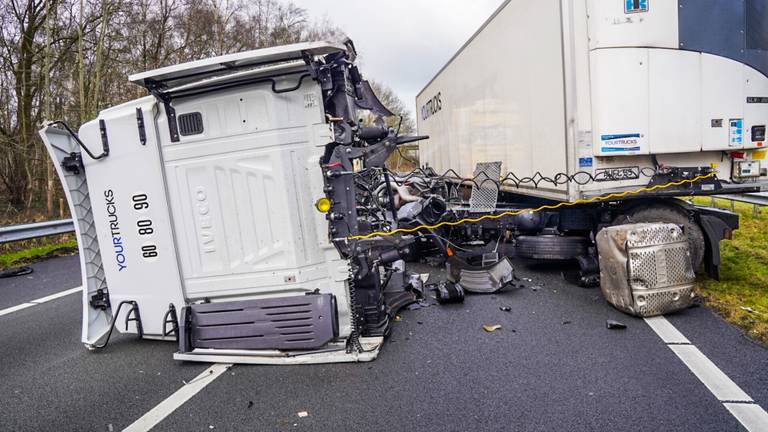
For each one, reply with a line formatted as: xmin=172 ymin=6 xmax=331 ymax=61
xmin=483 ymin=324 xmax=502 ymax=332
xmin=297 ymin=411 xmax=309 ymax=418
xmin=457 ymin=258 xmax=515 ymax=293
xmin=394 ymin=315 xmax=402 ymax=322
xmin=407 ymin=301 xmax=431 ymax=311
xmin=606 ymin=320 xmax=627 ymax=330
xmin=740 ymin=306 xmax=756 ymax=314
xmin=562 ymin=320 xmax=572 ymax=325
xmin=0 ymin=266 xmax=33 ymax=279
xmin=247 ymin=401 xmax=254 ymax=409
xmin=499 ymin=306 xmax=512 ymax=312
xmin=432 ymin=281 xmax=465 ymax=304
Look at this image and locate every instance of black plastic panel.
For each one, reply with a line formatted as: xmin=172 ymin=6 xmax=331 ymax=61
xmin=182 ymin=294 xmax=338 ymax=351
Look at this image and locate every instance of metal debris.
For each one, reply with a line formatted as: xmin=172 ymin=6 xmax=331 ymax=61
xmin=606 ymin=320 xmax=627 ymax=330
xmin=483 ymin=324 xmax=502 ymax=332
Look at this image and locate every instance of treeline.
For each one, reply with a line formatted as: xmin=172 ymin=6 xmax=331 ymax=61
xmin=0 ymin=0 xmax=346 ymax=216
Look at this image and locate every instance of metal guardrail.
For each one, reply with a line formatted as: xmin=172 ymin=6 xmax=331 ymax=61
xmin=704 ymin=193 xmax=768 ymax=219
xmin=0 ymin=219 xmax=75 ymax=244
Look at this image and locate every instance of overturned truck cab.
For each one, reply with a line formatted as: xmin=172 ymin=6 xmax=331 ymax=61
xmin=40 ymin=40 xmax=424 ymax=364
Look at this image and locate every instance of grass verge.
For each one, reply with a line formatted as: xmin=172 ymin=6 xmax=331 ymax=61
xmin=0 ymin=240 xmax=78 ymax=270
xmin=693 ymin=198 xmax=768 ymax=345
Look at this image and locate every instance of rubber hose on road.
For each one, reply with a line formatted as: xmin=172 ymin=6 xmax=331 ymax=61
xmin=0 ymin=266 xmax=33 ymax=278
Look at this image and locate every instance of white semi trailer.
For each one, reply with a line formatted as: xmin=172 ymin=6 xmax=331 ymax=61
xmin=416 ymin=0 xmax=768 ymax=279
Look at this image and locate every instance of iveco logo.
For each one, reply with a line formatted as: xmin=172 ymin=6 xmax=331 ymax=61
xmin=625 ymin=0 xmax=648 ymax=13
xmin=194 ymin=186 xmax=216 ymax=254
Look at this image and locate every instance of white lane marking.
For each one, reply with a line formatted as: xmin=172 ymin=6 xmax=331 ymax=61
xmin=0 ymin=303 xmax=36 ymax=317
xmin=123 ymin=363 xmax=232 ymax=432
xmin=723 ymin=403 xmax=768 ymax=432
xmin=645 ymin=315 xmax=768 ymax=431
xmin=30 ymin=286 xmax=82 ymax=304
xmin=668 ymin=345 xmax=753 ymax=402
xmin=643 ymin=316 xmax=690 ymax=344
xmin=0 ymin=286 xmax=82 ymax=317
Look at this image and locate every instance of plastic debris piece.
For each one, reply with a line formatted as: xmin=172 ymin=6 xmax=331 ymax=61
xmin=297 ymin=411 xmax=309 ymax=418
xmin=483 ymin=324 xmax=502 ymax=332
xmin=499 ymin=306 xmax=512 ymax=312
xmin=562 ymin=320 xmax=572 ymax=325
xmin=606 ymin=320 xmax=627 ymax=329
xmin=407 ymin=301 xmax=431 ymax=311
xmin=458 ymin=258 xmax=515 ymax=293
xmin=740 ymin=306 xmax=756 ymax=314
xmin=247 ymin=401 xmax=254 ymax=409
xmin=531 ymin=285 xmax=541 ymax=291
xmin=394 ymin=315 xmax=402 ymax=322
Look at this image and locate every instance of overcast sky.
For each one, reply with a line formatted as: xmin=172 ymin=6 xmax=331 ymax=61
xmin=292 ymin=0 xmax=506 ymax=116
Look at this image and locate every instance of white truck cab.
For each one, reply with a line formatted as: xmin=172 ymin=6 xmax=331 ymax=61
xmin=41 ymin=41 xmax=422 ymax=364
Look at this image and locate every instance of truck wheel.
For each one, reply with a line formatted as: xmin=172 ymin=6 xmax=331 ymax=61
xmin=515 ymin=235 xmax=588 ymax=260
xmin=615 ymin=204 xmax=705 ymax=270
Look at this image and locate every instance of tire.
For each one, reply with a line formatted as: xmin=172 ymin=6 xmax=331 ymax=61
xmin=614 ymin=203 xmax=705 ymax=270
xmin=515 ymin=235 xmax=589 ymax=260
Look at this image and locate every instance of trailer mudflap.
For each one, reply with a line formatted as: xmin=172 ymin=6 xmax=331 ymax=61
xmin=179 ymin=294 xmax=338 ymax=353
xmin=697 ymin=207 xmax=739 ymax=280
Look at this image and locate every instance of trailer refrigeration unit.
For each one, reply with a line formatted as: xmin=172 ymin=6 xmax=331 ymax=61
xmin=416 ymin=0 xmax=768 ymax=279
xmin=40 ymin=41 xmax=426 ymax=364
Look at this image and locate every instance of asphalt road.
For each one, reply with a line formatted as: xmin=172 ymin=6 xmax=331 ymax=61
xmin=1 ymin=255 xmax=767 ymax=431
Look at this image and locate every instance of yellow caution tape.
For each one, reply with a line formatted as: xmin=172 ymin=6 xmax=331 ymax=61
xmin=345 ymin=172 xmax=716 ymax=241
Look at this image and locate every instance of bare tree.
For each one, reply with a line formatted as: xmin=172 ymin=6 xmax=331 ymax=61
xmin=0 ymin=0 xmax=346 ymax=216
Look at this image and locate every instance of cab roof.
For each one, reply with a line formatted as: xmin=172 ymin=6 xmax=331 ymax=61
xmin=129 ymin=41 xmax=345 ymax=91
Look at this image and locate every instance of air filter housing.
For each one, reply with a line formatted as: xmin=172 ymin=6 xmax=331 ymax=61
xmin=597 ymin=223 xmax=695 ymax=317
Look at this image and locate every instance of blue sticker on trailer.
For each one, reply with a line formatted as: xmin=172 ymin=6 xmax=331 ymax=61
xmin=625 ymin=0 xmax=648 ymax=13
xmin=579 ymin=157 xmax=593 ymax=168
xmin=601 ymin=147 xmax=642 ymax=153
xmin=600 ymin=133 xmax=642 ymax=153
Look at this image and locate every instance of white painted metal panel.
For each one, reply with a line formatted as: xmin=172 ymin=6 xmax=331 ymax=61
xmin=586 ymin=0 xmax=679 ymax=50
xmin=701 ymin=54 xmax=746 ymax=151
xmin=590 ymin=48 xmax=649 ymax=156
xmin=648 ymin=49 xmax=702 ymax=154
xmin=77 ymin=98 xmax=186 ymax=338
xmin=744 ymin=64 xmax=768 ymax=150
xmin=417 ymin=0 xmax=568 ymax=199
xmin=160 ymin=79 xmax=352 ymax=337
